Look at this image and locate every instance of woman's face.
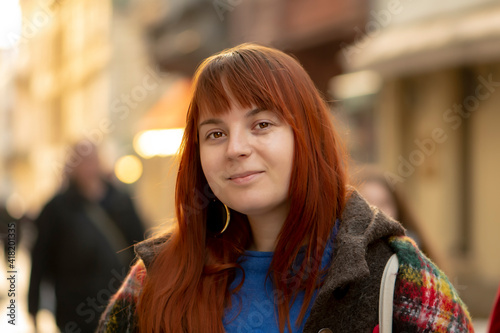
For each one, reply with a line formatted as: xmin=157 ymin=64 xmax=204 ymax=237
xmin=198 ymin=102 xmax=294 ymax=218
xmin=359 ymin=180 xmax=398 ymax=220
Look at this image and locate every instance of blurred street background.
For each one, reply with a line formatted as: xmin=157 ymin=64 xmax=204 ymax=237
xmin=1 ymin=0 xmax=499 ymax=331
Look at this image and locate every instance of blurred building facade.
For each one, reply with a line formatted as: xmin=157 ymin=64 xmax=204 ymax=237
xmin=228 ymin=0 xmax=367 ymax=95
xmin=0 ymin=0 xmax=173 ymax=227
xmin=1 ymin=0 xmax=113 ymax=216
xmin=144 ymin=0 xmax=368 ymax=94
xmin=346 ymin=0 xmax=500 ymax=317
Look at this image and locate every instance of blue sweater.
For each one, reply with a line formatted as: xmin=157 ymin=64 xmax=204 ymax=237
xmin=223 ymin=224 xmax=338 ymax=333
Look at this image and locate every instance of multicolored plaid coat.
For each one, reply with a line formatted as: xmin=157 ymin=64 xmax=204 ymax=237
xmin=97 ymin=191 xmax=474 ymax=332
xmin=390 ymin=236 xmax=473 ymax=332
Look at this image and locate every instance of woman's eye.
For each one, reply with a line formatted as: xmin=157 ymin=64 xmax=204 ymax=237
xmin=208 ymin=131 xmax=225 ymax=139
xmin=257 ymin=122 xmax=270 ymax=129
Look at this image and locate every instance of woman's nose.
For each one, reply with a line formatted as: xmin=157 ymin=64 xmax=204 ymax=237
xmin=226 ymin=131 xmax=252 ymax=159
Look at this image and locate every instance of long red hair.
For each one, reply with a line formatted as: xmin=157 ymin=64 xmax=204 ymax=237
xmin=137 ymin=43 xmax=348 ymax=332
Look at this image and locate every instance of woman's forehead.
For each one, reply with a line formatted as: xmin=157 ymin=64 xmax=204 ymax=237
xmin=197 ymin=103 xmax=262 ymax=124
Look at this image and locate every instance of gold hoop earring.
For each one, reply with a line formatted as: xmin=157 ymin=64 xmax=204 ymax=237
xmin=220 ymin=203 xmax=230 ymax=234
xmin=207 ymin=199 xmax=231 ymax=235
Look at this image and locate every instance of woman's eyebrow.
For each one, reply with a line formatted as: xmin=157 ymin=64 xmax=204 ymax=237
xmin=245 ymin=108 xmax=264 ymax=118
xmin=198 ymin=108 xmax=265 ymax=128
xmin=198 ymin=118 xmax=223 ymax=128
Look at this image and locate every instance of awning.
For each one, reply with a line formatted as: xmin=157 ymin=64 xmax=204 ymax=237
xmin=345 ymin=4 xmax=500 ymax=77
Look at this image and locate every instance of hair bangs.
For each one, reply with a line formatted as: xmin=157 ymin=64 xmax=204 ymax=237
xmin=192 ymin=48 xmax=293 ymax=124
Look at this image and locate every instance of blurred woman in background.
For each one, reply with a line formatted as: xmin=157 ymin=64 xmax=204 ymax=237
xmin=355 ymin=166 xmax=443 ymax=266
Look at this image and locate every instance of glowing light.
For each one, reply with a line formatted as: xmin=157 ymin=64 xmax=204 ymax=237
xmin=330 ymin=70 xmax=382 ymax=99
xmin=114 ymin=155 xmax=143 ymax=184
xmin=133 ymin=128 xmax=184 ymax=158
xmin=0 ymin=1 xmax=23 ymax=49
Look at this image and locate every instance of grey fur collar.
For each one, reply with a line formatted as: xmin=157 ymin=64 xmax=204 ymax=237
xmin=134 ymin=231 xmax=170 ymax=269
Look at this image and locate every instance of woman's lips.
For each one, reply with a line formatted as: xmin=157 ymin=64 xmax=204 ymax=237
xmin=228 ymin=171 xmax=264 ymax=185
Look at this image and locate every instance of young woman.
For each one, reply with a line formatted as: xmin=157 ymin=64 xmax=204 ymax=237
xmin=98 ymin=44 xmax=473 ymax=332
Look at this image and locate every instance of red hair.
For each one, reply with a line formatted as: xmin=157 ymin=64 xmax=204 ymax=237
xmin=137 ymin=43 xmax=348 ymax=332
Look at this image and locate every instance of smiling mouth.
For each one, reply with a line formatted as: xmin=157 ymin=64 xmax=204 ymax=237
xmin=228 ymin=171 xmax=264 ymax=184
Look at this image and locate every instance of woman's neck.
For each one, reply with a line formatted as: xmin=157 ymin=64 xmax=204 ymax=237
xmin=246 ymin=202 xmax=290 ymax=252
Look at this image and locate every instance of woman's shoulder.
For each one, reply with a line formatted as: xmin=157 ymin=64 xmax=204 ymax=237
xmin=134 ymin=232 xmax=172 ymax=269
xmin=388 ymin=235 xmax=474 ymax=332
xmin=117 ymin=260 xmax=147 ymax=299
xmin=97 ymin=260 xmax=147 ymax=332
xmin=388 ymin=235 xmax=450 ymax=279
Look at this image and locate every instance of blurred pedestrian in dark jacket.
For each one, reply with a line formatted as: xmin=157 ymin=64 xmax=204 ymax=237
xmin=28 ymin=140 xmax=145 ymax=332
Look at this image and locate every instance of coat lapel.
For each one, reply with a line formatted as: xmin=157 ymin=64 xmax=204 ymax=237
xmin=307 ymin=189 xmax=405 ymax=309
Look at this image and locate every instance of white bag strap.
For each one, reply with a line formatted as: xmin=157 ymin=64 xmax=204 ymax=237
xmin=379 ymin=253 xmax=399 ymax=333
